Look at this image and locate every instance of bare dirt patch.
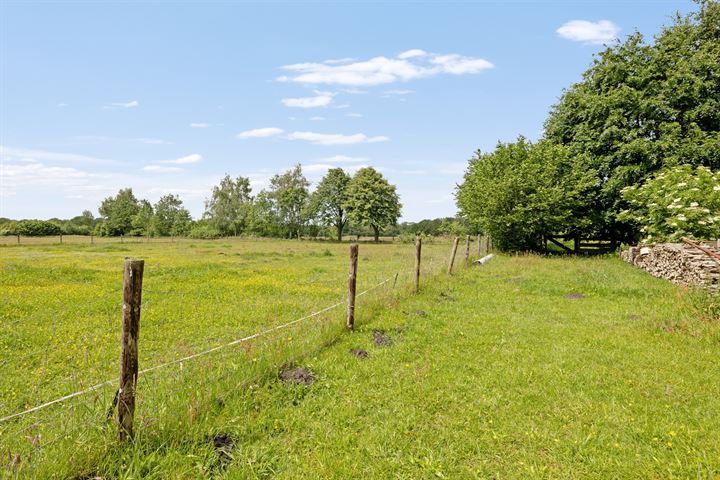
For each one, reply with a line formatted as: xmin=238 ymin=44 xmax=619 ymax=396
xmin=350 ymin=348 xmax=369 ymax=358
xmin=279 ymin=367 xmax=314 ymax=386
xmin=373 ymin=330 xmax=393 ymax=347
xmin=212 ymin=432 xmax=235 ymax=461
xmin=565 ymin=293 xmax=585 ymax=300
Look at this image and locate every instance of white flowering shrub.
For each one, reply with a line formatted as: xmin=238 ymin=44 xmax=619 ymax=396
xmin=619 ymin=165 xmax=720 ymax=242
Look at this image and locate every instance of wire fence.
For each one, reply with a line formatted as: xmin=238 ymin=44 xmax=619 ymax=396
xmin=0 ymin=236 xmax=492 ymax=475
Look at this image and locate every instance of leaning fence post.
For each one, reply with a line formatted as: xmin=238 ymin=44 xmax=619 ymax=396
xmin=346 ymin=244 xmax=358 ymax=330
xmin=414 ymin=236 xmax=422 ymax=293
xmin=118 ymin=258 xmax=144 ymax=441
xmin=464 ymin=235 xmax=470 ymax=263
xmin=448 ymin=237 xmax=459 ymax=274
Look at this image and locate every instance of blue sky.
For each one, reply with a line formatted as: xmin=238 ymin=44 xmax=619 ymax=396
xmin=0 ymin=0 xmax=697 ymax=221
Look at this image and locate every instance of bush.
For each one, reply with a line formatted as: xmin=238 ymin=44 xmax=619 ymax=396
xmin=619 ymin=165 xmax=720 ymax=242
xmin=188 ymin=224 xmax=221 ymax=239
xmin=456 ymin=138 xmax=596 ymax=252
xmin=15 ymin=220 xmax=62 ymax=236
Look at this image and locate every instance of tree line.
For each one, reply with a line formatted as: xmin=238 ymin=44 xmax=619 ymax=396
xmin=0 ymin=165 xmax=411 ymax=242
xmin=457 ymin=1 xmax=720 ymax=251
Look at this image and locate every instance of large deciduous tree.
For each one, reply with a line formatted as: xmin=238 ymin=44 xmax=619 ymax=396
xmin=154 ymin=194 xmax=192 ymax=237
xmin=544 ymin=1 xmax=720 ymax=241
xmin=204 ymin=175 xmax=252 ymax=236
xmin=98 ymin=188 xmax=140 ymax=236
xmin=267 ymin=164 xmax=310 ymax=239
xmin=308 ymin=168 xmax=351 ymax=241
xmin=456 ymin=138 xmax=596 ymax=251
xmin=344 ymin=167 xmax=401 ymax=242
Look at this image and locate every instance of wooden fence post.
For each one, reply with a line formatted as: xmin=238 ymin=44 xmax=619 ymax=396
xmin=448 ymin=237 xmax=459 ymax=274
xmin=60 ymin=234 xmax=63 ymax=244
xmin=464 ymin=235 xmax=470 ymax=263
xmin=118 ymin=258 xmax=144 ymax=441
xmin=414 ymin=236 xmax=422 ymax=293
xmin=477 ymin=234 xmax=481 ymax=257
xmin=16 ymin=234 xmax=20 ymax=245
xmin=346 ymin=244 xmax=358 ymax=330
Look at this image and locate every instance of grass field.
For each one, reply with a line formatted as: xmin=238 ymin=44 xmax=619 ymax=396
xmin=2 ymin=240 xmax=719 ymax=478
xmin=0 ymin=237 xmax=454 ymax=478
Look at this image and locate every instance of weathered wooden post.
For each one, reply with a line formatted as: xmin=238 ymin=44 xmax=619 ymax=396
xmin=118 ymin=258 xmax=144 ymax=441
xmin=448 ymin=237 xmax=459 ymax=274
xmin=16 ymin=234 xmax=20 ymax=245
xmin=346 ymin=244 xmax=358 ymax=330
xmin=464 ymin=235 xmax=470 ymax=263
xmin=477 ymin=234 xmax=481 ymax=257
xmin=414 ymin=236 xmax=422 ymax=293
xmin=59 ymin=234 xmax=63 ymax=244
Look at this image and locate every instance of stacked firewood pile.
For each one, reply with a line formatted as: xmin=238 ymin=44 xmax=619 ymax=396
xmin=620 ymin=241 xmax=720 ymax=291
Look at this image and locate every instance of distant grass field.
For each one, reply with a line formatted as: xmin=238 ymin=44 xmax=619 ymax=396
xmin=2 ymin=242 xmax=719 ymax=478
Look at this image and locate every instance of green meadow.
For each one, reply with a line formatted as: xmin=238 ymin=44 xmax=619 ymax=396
xmin=1 ymin=239 xmax=719 ymax=478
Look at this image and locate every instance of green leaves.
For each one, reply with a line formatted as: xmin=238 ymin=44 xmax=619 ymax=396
xmin=344 ymin=167 xmax=402 ymax=241
xmin=619 ymin=164 xmax=720 ymax=242
xmin=204 ymin=175 xmax=253 ymax=236
xmin=544 ymin=2 xmax=720 ymax=240
xmin=456 ymin=138 xmax=596 ymax=251
xmin=307 ymin=168 xmax=351 ymax=241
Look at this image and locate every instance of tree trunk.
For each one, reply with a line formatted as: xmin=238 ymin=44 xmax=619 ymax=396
xmin=373 ymin=226 xmax=379 ymax=242
xmin=337 ymin=225 xmax=342 ymax=242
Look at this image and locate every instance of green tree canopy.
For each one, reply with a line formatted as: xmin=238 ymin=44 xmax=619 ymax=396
xmin=204 ymin=175 xmax=252 ymax=236
xmin=456 ymin=138 xmax=597 ymax=251
xmin=308 ymin=168 xmax=351 ymax=241
xmin=544 ymin=0 xmax=720 ymax=241
xmin=344 ymin=167 xmax=401 ymax=242
xmin=267 ymin=165 xmax=310 ymax=239
xmin=154 ymin=194 xmax=192 ymax=237
xmin=98 ymin=188 xmax=140 ymax=236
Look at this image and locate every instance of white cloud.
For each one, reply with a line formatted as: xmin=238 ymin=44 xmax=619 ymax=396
xmin=281 ymin=90 xmax=335 ymax=108
xmin=557 ymin=20 xmax=619 ymax=44
xmin=287 ymin=131 xmax=389 ymax=145
xmin=157 ymin=153 xmax=203 ymax=165
xmin=310 ymin=116 xmax=325 ymax=121
xmin=0 ymin=145 xmax=117 ymax=165
xmin=236 ymin=127 xmax=284 ymax=139
xmin=318 ymin=155 xmax=368 ymax=163
xmin=277 ymin=50 xmax=493 ymax=86
xmin=108 ymin=100 xmax=139 ymax=108
xmin=340 ymin=88 xmax=368 ymax=94
xmin=190 ymin=122 xmax=211 ymax=128
xmin=398 ymin=49 xmax=427 ymax=59
xmin=323 ymin=58 xmax=356 ymax=65
xmin=57 ymin=102 xmax=69 ymax=107
xmin=345 ymin=113 xmax=363 ymax=118
xmin=384 ymin=89 xmax=414 ymax=95
xmin=143 ymin=165 xmax=183 ymax=173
